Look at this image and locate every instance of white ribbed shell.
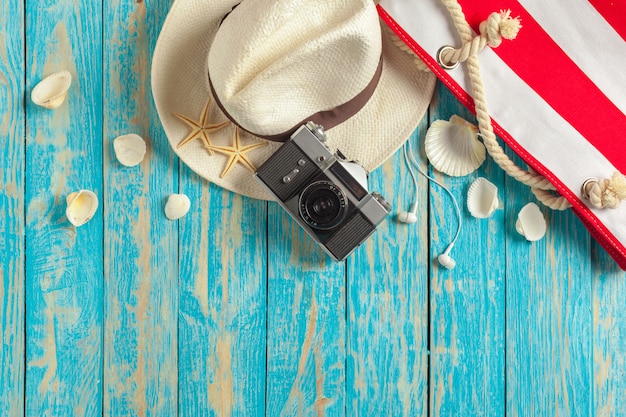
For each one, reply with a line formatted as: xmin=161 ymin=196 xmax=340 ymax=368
xmin=113 ymin=134 xmax=147 ymax=167
xmin=165 ymin=194 xmax=191 ymax=220
xmin=31 ymin=70 xmax=72 ymax=109
xmin=516 ymin=203 xmax=546 ymax=241
xmin=425 ymin=115 xmax=486 ymax=177
xmin=467 ymin=177 xmax=499 ymax=219
xmin=65 ymin=190 xmax=98 ymax=227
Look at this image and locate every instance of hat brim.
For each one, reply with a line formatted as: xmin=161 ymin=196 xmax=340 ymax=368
xmin=152 ymin=0 xmax=436 ymax=200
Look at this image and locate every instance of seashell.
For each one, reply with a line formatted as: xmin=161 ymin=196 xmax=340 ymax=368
xmin=31 ymin=70 xmax=72 ymax=109
xmin=66 ymin=190 xmax=98 ymax=227
xmin=467 ymin=177 xmax=500 ymax=218
xmin=516 ymin=202 xmax=546 ymax=241
xmin=165 ymin=194 xmax=191 ymax=220
xmin=113 ymin=134 xmax=147 ymax=167
xmin=425 ymin=115 xmax=486 ymax=177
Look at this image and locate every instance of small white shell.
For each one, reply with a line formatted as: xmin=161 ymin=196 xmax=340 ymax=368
xmin=113 ymin=134 xmax=146 ymax=167
xmin=467 ymin=177 xmax=500 ymax=218
xmin=31 ymin=70 xmax=72 ymax=109
xmin=165 ymin=194 xmax=191 ymax=220
xmin=425 ymin=115 xmax=486 ymax=177
xmin=516 ymin=202 xmax=546 ymax=241
xmin=66 ymin=190 xmax=98 ymax=227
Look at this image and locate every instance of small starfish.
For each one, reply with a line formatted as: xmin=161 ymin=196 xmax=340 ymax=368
xmin=173 ymin=96 xmax=229 ymax=155
xmin=208 ymin=126 xmax=267 ymax=178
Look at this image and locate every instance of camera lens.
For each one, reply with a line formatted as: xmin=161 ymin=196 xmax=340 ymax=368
xmin=299 ymin=181 xmax=347 ymax=230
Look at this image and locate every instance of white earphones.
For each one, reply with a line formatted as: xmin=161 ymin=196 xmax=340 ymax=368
xmin=400 ymin=139 xmax=463 ymax=270
xmin=397 ymin=202 xmax=418 ymax=224
xmin=397 ymin=139 xmax=420 ymax=224
xmin=437 ymin=243 xmax=457 ymax=270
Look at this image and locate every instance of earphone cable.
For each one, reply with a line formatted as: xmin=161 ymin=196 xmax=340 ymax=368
xmin=404 ymin=138 xmax=463 ymax=247
xmin=403 ymin=138 xmax=419 ymax=202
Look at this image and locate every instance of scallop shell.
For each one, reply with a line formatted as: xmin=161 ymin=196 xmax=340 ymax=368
xmin=113 ymin=134 xmax=146 ymax=167
xmin=66 ymin=190 xmax=98 ymax=227
xmin=467 ymin=177 xmax=500 ymax=218
xmin=425 ymin=115 xmax=486 ymax=177
xmin=165 ymin=194 xmax=191 ymax=220
xmin=31 ymin=70 xmax=72 ymax=109
xmin=516 ymin=202 xmax=546 ymax=241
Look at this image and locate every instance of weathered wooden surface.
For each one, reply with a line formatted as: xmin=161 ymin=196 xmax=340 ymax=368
xmin=1 ymin=1 xmax=25 ymax=416
xmin=24 ymin=0 xmax=103 ymax=415
xmin=103 ymin=0 xmax=178 ymax=415
xmin=429 ymin=90 xmax=506 ymax=417
xmin=1 ymin=1 xmax=625 ymax=416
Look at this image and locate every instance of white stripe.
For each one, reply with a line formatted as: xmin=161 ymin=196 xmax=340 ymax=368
xmin=380 ymin=0 xmax=473 ymax=94
xmin=381 ymin=0 xmax=626 ymax=251
xmin=519 ymin=0 xmax=626 ymax=116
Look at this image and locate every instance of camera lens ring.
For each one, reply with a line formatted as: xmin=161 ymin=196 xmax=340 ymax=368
xmin=299 ymin=181 xmax=348 ymax=230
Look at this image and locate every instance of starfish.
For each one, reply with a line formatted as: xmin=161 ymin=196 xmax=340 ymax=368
xmin=173 ymin=96 xmax=229 ymax=155
xmin=208 ymin=126 xmax=267 ymax=178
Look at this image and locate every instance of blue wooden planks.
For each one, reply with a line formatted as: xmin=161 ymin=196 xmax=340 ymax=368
xmin=0 ymin=0 xmax=25 ymax=415
xmin=346 ymin=119 xmax=430 ymax=416
xmin=178 ymin=174 xmax=267 ymax=417
xmin=24 ymin=0 xmax=104 ymax=415
xmin=593 ymin=241 xmax=626 ymax=416
xmin=505 ymin=148 xmax=594 ymax=417
xmin=265 ymin=205 xmax=346 ymax=416
xmin=103 ymin=0 xmax=178 ymax=415
xmin=428 ymin=84 xmax=506 ymax=416
xmin=4 ymin=2 xmax=626 ymax=415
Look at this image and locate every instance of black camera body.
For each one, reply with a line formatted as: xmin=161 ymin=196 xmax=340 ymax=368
xmin=255 ymin=122 xmax=391 ymax=261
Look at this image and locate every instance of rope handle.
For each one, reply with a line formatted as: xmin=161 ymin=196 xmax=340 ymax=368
xmin=436 ymin=1 xmax=572 ymax=210
xmin=385 ymin=0 xmax=626 ymax=210
xmin=437 ymin=0 xmax=626 ymax=211
xmin=438 ymin=9 xmax=521 ymax=67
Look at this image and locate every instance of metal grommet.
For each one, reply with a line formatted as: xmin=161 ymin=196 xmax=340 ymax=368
xmin=436 ymin=45 xmax=459 ymax=70
xmin=581 ymin=177 xmax=598 ymax=200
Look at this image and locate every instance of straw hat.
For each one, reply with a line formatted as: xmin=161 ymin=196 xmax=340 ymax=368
xmin=152 ymin=0 xmax=435 ymax=200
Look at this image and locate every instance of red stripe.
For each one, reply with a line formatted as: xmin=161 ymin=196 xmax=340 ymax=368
xmin=589 ymin=0 xmax=626 ymax=42
xmin=378 ymin=6 xmax=626 ymax=270
xmin=457 ymin=0 xmax=626 ymax=175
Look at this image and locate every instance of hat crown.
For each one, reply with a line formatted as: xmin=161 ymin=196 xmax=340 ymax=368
xmin=208 ymin=0 xmax=382 ymax=137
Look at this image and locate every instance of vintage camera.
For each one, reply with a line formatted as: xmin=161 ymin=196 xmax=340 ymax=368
xmin=255 ymin=122 xmax=391 ymax=261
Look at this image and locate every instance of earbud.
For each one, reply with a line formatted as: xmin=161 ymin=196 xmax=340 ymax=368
xmin=402 ymin=140 xmax=463 ymax=269
xmin=397 ymin=202 xmax=418 ymax=224
xmin=437 ymin=243 xmax=456 ymax=270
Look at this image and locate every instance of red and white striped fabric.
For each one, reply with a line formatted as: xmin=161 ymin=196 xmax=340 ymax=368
xmin=379 ymin=0 xmax=626 ymax=269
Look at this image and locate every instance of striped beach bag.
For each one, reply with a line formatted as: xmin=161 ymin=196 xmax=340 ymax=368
xmin=379 ymin=0 xmax=626 ymax=269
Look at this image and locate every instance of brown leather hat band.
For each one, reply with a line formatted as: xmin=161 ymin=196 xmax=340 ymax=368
xmin=208 ymin=55 xmax=384 ymax=142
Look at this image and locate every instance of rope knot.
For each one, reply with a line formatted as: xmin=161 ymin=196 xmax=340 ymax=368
xmin=480 ymin=9 xmax=522 ymax=47
xmin=439 ymin=0 xmax=569 ymax=210
xmin=582 ymin=172 xmax=626 ymax=209
xmin=439 ymin=8 xmax=522 ymax=68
